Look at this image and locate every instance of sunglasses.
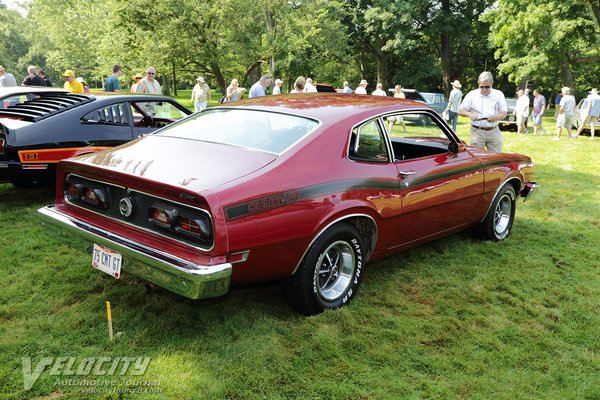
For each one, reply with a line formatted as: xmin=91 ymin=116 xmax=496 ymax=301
xmin=147 ymin=72 xmax=155 ymax=75
xmin=479 ymin=85 xmax=491 ymax=89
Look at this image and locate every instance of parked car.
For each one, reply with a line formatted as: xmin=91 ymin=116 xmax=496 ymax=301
xmin=420 ymin=92 xmax=448 ymax=115
xmin=0 ymin=86 xmax=67 ymax=109
xmin=0 ymin=93 xmax=191 ymax=187
xmin=39 ymin=94 xmax=538 ymax=315
xmin=499 ymin=98 xmax=518 ymax=131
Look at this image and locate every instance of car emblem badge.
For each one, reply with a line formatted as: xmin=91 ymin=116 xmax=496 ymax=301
xmin=119 ymin=197 xmax=133 ymax=217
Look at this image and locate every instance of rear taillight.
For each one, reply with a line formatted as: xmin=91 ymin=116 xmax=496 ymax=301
xmin=178 ymin=217 xmax=201 ymax=234
xmin=65 ymin=182 xmax=82 ymax=200
xmin=149 ymin=207 xmax=174 ymax=228
xmin=0 ymin=138 xmax=5 ymax=155
xmin=64 ymin=177 xmax=107 ymax=209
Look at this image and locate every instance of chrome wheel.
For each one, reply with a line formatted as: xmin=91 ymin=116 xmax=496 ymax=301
xmin=494 ymin=194 xmax=513 ymax=235
xmin=316 ymin=240 xmax=355 ymax=301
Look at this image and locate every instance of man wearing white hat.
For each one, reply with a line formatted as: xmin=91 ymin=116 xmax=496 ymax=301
xmin=191 ymin=77 xmax=211 ymax=112
xmin=575 ymin=88 xmax=600 ymax=140
xmin=445 ymin=80 xmax=463 ymax=132
xmin=355 ymin=79 xmax=368 ymax=95
xmin=272 ymin=79 xmax=283 ymax=95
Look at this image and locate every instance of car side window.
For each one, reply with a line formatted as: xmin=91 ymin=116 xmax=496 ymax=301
xmin=385 ymin=112 xmax=450 ymax=161
xmin=349 ymin=119 xmax=389 ymax=162
xmin=82 ymin=103 xmax=128 ymax=125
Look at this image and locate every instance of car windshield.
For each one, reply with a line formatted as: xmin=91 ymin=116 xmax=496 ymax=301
xmin=160 ymin=109 xmax=319 ymax=155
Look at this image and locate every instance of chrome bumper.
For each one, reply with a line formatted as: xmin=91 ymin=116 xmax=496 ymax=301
xmin=520 ymin=181 xmax=540 ymax=202
xmin=37 ymin=205 xmax=231 ymax=300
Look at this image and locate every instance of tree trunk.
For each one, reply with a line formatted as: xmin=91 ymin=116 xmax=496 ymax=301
xmin=171 ymin=63 xmax=177 ymax=96
xmin=376 ymin=48 xmax=389 ymax=90
xmin=440 ymin=0 xmax=453 ymax=96
xmin=210 ymin=63 xmax=227 ymax=94
xmin=562 ymin=60 xmax=574 ymax=89
xmin=589 ymin=0 xmax=600 ymax=28
xmin=161 ymin=75 xmax=170 ymax=96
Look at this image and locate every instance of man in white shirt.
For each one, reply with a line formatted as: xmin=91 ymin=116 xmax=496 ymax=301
xmin=574 ymin=88 xmax=600 ymax=140
xmin=136 ymin=67 xmax=162 ymax=94
xmin=458 ymin=71 xmax=507 ymax=152
xmin=355 ymin=79 xmax=368 ymax=95
xmin=304 ymin=78 xmax=317 ymax=93
xmin=372 ymin=83 xmax=387 ymax=96
xmin=272 ymin=79 xmax=283 ymax=95
xmin=249 ymin=75 xmax=272 ymax=98
xmin=514 ymin=89 xmax=530 ymax=135
xmin=553 ymin=86 xmax=576 ymax=140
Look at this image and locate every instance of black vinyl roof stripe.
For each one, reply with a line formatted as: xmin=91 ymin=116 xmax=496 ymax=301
xmin=0 ymin=94 xmax=94 ymax=122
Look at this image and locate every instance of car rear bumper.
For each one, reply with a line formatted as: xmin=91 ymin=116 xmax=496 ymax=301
xmin=37 ymin=205 xmax=231 ymax=299
xmin=0 ymin=160 xmax=55 ymax=184
xmin=520 ymin=181 xmax=539 ymax=202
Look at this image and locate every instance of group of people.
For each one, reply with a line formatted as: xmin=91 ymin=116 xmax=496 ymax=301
xmin=0 ymin=65 xmax=51 ymax=87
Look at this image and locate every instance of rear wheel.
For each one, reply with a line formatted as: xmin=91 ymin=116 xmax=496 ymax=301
xmin=283 ymin=223 xmax=366 ymax=315
xmin=474 ymin=184 xmax=516 ymax=241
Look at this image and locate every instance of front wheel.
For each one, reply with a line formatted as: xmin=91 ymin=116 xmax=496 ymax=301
xmin=474 ymin=184 xmax=516 ymax=241
xmin=283 ymin=223 xmax=366 ymax=315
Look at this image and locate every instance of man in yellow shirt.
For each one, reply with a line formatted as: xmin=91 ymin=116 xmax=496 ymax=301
xmin=63 ymin=70 xmax=84 ymax=93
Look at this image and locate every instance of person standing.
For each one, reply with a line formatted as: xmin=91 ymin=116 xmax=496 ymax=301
xmin=248 ymin=75 xmax=271 ymax=98
xmin=355 ymin=79 xmax=368 ymax=94
xmin=62 ymin=70 xmax=84 ymax=93
xmin=304 ymin=78 xmax=317 ymax=93
xmin=191 ymin=77 xmax=211 ymax=112
xmin=372 ymin=83 xmax=387 ymax=96
xmin=21 ymin=66 xmax=45 ymax=86
xmin=342 ymin=81 xmax=352 ymax=94
xmin=458 ymin=71 xmax=507 ymax=153
xmin=136 ymin=67 xmax=162 ymax=94
xmin=272 ymin=79 xmax=283 ymax=95
xmin=130 ymin=74 xmax=142 ymax=93
xmin=531 ymin=89 xmax=546 ymax=135
xmin=290 ymin=76 xmax=305 ymax=93
xmin=445 ymin=80 xmax=463 ymax=132
xmin=553 ymin=86 xmax=576 ymax=140
xmin=514 ymin=89 xmax=530 ymax=134
xmin=38 ymin=70 xmax=52 ymax=87
xmin=104 ymin=64 xmax=123 ymax=92
xmin=0 ymin=66 xmax=17 ymax=87
xmin=225 ymin=79 xmax=244 ymax=102
xmin=575 ymin=88 xmax=600 ymax=140
xmin=388 ymin=84 xmax=407 ymax=132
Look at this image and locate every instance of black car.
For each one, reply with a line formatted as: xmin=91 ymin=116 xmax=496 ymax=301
xmin=0 ymin=93 xmax=191 ymax=187
xmin=0 ymin=86 xmax=68 ymax=109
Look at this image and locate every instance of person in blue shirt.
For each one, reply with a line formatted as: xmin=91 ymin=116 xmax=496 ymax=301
xmin=248 ymin=75 xmax=272 ymax=98
xmin=342 ymin=81 xmax=352 ymax=93
xmin=104 ymin=64 xmax=123 ymax=92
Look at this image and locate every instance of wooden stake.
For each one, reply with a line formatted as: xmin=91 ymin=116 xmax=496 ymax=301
xmin=106 ymin=301 xmax=113 ymax=341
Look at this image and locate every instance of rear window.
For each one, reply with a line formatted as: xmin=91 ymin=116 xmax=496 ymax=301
xmin=160 ymin=109 xmax=319 ymax=154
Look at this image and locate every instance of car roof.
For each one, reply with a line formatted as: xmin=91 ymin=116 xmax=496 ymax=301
xmin=219 ymin=93 xmax=430 ymax=123
xmin=0 ymin=86 xmax=68 ymax=97
xmin=0 ymin=93 xmax=187 ymax=123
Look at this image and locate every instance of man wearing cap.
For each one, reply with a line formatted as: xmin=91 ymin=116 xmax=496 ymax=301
xmin=249 ymin=75 xmax=272 ymax=98
xmin=445 ymin=80 xmax=463 ymax=132
xmin=355 ymin=79 xmax=368 ymax=95
xmin=191 ymin=77 xmax=211 ymax=112
xmin=136 ymin=67 xmax=162 ymax=94
xmin=63 ymin=70 xmax=84 ymax=93
xmin=272 ymin=79 xmax=283 ymax=95
xmin=575 ymin=88 xmax=600 ymax=140
xmin=458 ymin=71 xmax=507 ymax=152
xmin=104 ymin=64 xmax=123 ymax=92
xmin=0 ymin=66 xmax=18 ymax=87
xmin=22 ymin=66 xmax=46 ymax=86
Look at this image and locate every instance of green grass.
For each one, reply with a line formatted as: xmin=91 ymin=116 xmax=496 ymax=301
xmin=1 ymin=112 xmax=600 ymax=399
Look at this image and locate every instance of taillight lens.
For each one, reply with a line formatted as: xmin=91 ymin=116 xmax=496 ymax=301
xmin=178 ymin=217 xmax=201 ymax=234
xmin=65 ymin=182 xmax=82 ymax=200
xmin=176 ymin=216 xmax=210 ymax=239
xmin=0 ymin=138 xmax=5 ymax=155
xmin=149 ymin=207 xmax=174 ymax=228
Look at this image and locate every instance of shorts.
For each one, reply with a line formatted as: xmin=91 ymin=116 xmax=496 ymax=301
xmin=556 ymin=114 xmax=573 ymax=128
xmin=532 ymin=115 xmax=543 ymax=125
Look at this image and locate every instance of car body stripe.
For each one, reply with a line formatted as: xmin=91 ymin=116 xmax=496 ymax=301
xmin=18 ymin=147 xmax=110 ymax=164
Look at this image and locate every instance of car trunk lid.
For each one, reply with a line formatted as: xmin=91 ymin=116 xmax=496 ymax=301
xmin=67 ymin=135 xmax=278 ymax=192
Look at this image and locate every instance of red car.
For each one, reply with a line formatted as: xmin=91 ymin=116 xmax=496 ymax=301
xmin=39 ymin=94 xmax=538 ymax=315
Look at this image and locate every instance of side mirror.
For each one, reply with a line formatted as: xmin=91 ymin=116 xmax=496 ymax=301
xmin=448 ymin=141 xmax=466 ymax=154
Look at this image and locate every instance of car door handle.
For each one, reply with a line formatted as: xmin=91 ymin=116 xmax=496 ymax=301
xmin=398 ymin=170 xmax=416 ymax=177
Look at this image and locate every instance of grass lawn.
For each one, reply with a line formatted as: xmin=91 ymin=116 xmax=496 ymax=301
xmin=1 ymin=111 xmax=599 ymax=399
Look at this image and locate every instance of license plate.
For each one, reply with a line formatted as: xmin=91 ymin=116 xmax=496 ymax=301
xmin=92 ymin=244 xmax=122 ymax=279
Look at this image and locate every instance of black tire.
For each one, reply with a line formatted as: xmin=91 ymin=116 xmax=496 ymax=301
xmin=283 ymin=223 xmax=366 ymax=315
xmin=474 ymin=184 xmax=516 ymax=241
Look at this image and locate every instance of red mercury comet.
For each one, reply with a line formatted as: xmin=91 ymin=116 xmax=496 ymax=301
xmin=39 ymin=94 xmax=538 ymax=315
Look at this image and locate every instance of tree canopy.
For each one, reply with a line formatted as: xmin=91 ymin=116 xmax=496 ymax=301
xmin=0 ymin=0 xmax=597 ymax=97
